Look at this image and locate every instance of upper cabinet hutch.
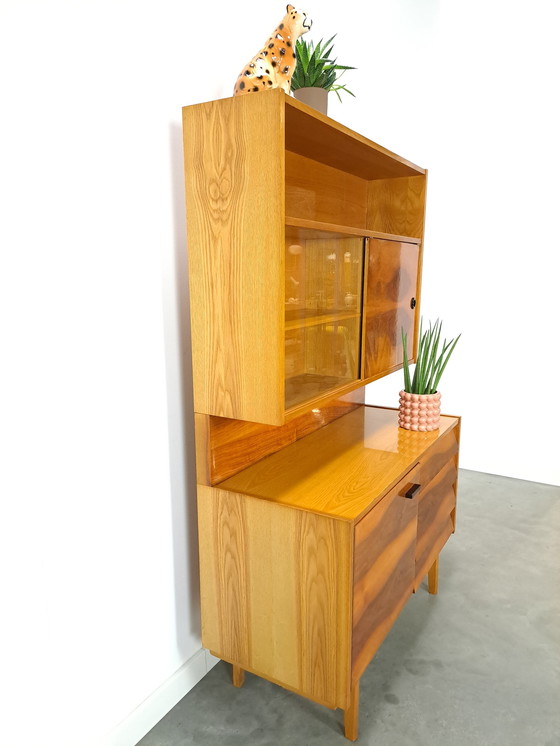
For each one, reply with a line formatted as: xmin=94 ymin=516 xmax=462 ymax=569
xmin=183 ymin=89 xmax=460 ymax=741
xmin=183 ymin=89 xmax=425 ymax=426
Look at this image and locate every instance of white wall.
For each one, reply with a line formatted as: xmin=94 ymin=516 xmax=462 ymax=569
xmin=341 ymin=0 xmax=560 ymax=486
xmin=0 ymin=1 xmax=557 ymax=746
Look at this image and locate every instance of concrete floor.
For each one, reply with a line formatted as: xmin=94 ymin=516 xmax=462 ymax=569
xmin=137 ymin=469 xmax=560 ymax=746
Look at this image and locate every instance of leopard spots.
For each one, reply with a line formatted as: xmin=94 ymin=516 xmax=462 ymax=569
xmin=233 ymin=5 xmax=311 ymax=96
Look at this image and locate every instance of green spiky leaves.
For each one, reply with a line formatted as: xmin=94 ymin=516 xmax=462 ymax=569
xmin=291 ymin=34 xmax=355 ymax=101
xmin=402 ymin=319 xmax=461 ymax=395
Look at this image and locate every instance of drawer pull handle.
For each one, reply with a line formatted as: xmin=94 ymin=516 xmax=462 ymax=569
xmin=403 ymin=483 xmax=421 ymax=499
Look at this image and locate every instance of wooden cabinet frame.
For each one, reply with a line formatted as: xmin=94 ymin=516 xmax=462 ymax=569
xmin=196 ymin=406 xmax=461 ymax=740
xmin=182 ymin=91 xmax=459 ymax=741
xmin=183 ymin=90 xmax=427 ymax=426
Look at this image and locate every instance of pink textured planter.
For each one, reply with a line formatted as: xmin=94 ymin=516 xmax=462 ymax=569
xmin=398 ymin=390 xmax=441 ymax=431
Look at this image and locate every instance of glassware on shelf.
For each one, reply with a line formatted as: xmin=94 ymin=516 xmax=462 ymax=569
xmin=284 ymin=227 xmax=364 ymax=410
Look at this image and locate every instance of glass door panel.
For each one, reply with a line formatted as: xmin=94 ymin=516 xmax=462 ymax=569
xmin=285 ymin=228 xmax=364 ymax=410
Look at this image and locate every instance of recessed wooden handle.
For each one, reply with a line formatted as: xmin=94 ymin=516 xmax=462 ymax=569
xmin=403 ymin=483 xmax=421 ymax=499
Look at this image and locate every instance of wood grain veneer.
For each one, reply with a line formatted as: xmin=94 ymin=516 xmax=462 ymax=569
xmin=352 ymin=477 xmax=418 ymax=681
xmin=183 ymin=93 xmax=284 ymax=425
xmin=285 ymin=94 xmax=425 ymax=180
xmin=367 ymin=175 xmax=427 ymax=238
xmin=414 ymin=460 xmax=457 ymax=589
xmin=219 ymin=406 xmax=459 ymax=522
xmin=197 ymin=485 xmax=352 ymax=708
xmin=184 ymin=90 xmax=458 ymax=741
xmin=196 ymin=393 xmax=364 ymax=486
xmin=286 ymin=216 xmax=421 ymax=244
xmin=196 ymin=405 xmax=461 ymax=740
xmin=413 ymin=425 xmax=461 ymax=590
xmin=286 ymin=151 xmax=368 ymax=227
xmin=363 ymin=239 xmax=420 ymax=380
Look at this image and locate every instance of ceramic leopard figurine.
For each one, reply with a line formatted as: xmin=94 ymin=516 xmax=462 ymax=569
xmin=233 ymin=5 xmax=312 ymax=96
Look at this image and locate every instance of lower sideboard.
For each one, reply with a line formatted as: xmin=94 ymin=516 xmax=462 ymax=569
xmin=196 ymin=405 xmax=460 ymax=740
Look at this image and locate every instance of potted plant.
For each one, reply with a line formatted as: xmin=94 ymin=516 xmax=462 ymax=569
xmin=399 ymin=319 xmax=461 ymax=431
xmin=291 ymin=34 xmax=355 ymax=115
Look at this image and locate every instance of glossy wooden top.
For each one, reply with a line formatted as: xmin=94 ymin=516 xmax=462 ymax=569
xmin=218 ymin=406 xmax=459 ymax=522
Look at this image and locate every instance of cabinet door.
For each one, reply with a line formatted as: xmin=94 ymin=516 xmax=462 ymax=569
xmin=352 ymin=478 xmax=418 ymax=682
xmin=285 ymin=229 xmax=364 ymax=411
xmin=362 ymin=239 xmax=420 ymax=380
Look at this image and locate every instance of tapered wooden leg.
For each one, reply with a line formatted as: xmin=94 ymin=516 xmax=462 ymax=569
xmin=344 ymin=680 xmax=360 ymax=741
xmin=428 ymin=556 xmax=439 ymax=595
xmin=232 ymin=665 xmax=245 ymax=688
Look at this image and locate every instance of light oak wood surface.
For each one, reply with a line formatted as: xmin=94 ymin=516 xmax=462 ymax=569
xmin=344 ymin=682 xmax=360 ymax=741
xmin=197 ymin=485 xmax=352 ymax=708
xmin=195 ymin=393 xmax=364 ymax=486
xmin=183 ymin=90 xmax=457 ymax=741
xmin=219 ymin=406 xmax=458 ymax=522
xmin=285 ymin=94 xmax=425 ymax=179
xmin=286 ymin=215 xmax=421 ymax=244
xmin=196 ymin=405 xmax=460 ymax=739
xmin=428 ymin=557 xmax=439 ymax=595
xmin=183 ymin=93 xmax=284 ymax=425
xmin=183 ymin=91 xmax=429 ymax=425
xmin=286 ymin=150 xmax=368 ymax=228
xmin=232 ymin=665 xmax=245 ymax=688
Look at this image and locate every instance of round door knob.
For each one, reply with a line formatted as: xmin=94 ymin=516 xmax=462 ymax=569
xmin=410 ymin=297 xmax=417 ymax=309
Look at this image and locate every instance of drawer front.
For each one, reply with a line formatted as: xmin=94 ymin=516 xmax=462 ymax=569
xmin=413 ymin=425 xmax=459 ymax=489
xmin=414 ymin=458 xmax=458 ymax=588
xmin=413 ymin=424 xmax=459 ymax=589
xmin=352 ymin=477 xmax=418 ymax=682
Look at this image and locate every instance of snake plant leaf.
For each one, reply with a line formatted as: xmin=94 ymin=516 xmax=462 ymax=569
xmin=403 ymin=318 xmax=460 ymax=395
xmin=402 ymin=327 xmax=412 ymax=392
xmin=425 ymin=320 xmax=443 ymax=393
xmin=411 ymin=317 xmax=423 ymax=392
xmin=432 ymin=334 xmax=461 ymax=392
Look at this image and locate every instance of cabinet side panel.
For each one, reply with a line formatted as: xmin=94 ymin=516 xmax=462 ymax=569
xmin=197 ymin=486 xmax=352 ymax=708
xmin=197 ymin=486 xmax=250 ymax=663
xmin=183 ymin=94 xmax=284 ymax=424
xmin=366 ymin=175 xmax=426 ymax=239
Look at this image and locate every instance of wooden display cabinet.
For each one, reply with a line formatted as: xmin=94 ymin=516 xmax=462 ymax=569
xmin=183 ymin=89 xmax=425 ymax=427
xmin=182 ymin=90 xmax=458 ymax=741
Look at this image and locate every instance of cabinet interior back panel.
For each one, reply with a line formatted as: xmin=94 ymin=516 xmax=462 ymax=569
xmin=286 ymin=151 xmax=368 ymax=228
xmin=367 ymin=175 xmax=427 ymax=239
xmin=285 ymin=96 xmax=424 ymax=180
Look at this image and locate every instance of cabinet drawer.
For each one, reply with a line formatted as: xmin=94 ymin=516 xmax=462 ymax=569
xmin=352 ymin=475 xmax=418 ymax=682
xmin=413 ymin=425 xmax=459 ymax=491
xmin=414 ymin=457 xmax=458 ymax=589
